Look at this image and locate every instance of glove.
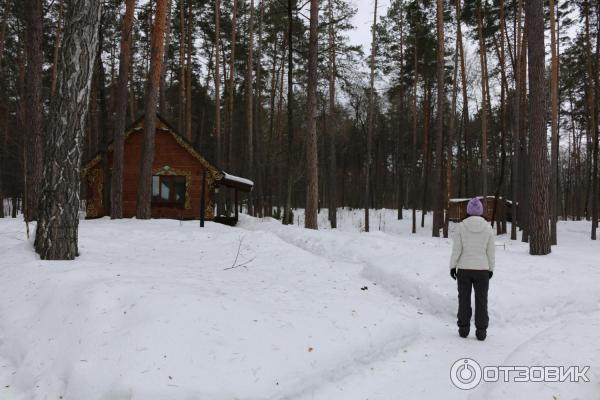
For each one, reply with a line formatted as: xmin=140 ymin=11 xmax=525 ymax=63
xmin=489 ymin=271 xmax=493 ymax=279
xmin=450 ymin=268 xmax=457 ymax=280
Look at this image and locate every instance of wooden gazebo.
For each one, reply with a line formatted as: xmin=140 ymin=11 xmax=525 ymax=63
xmin=448 ymin=196 xmax=514 ymax=222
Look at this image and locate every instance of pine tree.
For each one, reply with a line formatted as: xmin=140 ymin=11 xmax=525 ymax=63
xmin=136 ymin=0 xmax=169 ymax=219
xmin=111 ymin=0 xmax=137 ymax=219
xmin=526 ymin=0 xmax=551 ymax=255
xmin=304 ymin=0 xmax=319 ymax=230
xmin=24 ymin=0 xmax=43 ymax=222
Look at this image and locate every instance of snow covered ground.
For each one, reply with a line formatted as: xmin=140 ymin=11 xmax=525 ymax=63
xmin=1 ymin=209 xmax=599 ymax=399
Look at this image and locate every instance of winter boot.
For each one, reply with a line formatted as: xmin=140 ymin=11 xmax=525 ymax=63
xmin=476 ymin=329 xmax=486 ymax=341
xmin=458 ymin=327 xmax=469 ymax=338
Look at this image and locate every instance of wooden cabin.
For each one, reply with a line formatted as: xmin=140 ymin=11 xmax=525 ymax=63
xmin=448 ymin=196 xmax=514 ymax=222
xmin=82 ymin=114 xmax=253 ymax=222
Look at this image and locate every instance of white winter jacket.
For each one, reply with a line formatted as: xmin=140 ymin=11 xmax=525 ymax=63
xmin=449 ymin=216 xmax=495 ymax=271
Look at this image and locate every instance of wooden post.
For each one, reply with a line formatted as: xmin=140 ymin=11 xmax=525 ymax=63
xmin=234 ymin=188 xmax=239 ymax=221
xmin=200 ymin=170 xmax=206 ymax=227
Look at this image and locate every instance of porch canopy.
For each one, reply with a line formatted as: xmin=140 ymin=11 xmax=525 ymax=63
xmin=218 ymin=172 xmax=254 ymax=192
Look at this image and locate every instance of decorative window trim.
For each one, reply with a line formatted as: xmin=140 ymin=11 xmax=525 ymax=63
xmin=152 ymin=165 xmax=192 ymax=210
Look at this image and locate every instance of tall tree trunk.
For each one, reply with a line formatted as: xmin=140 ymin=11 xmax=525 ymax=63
xmin=519 ymin=27 xmax=530 ymax=241
xmin=432 ymin=0 xmax=445 ymax=237
xmin=549 ymin=0 xmax=559 ymax=244
xmin=304 ymin=0 xmax=319 ymax=229
xmin=34 ymin=0 xmax=102 ymax=260
xmin=95 ymin=16 xmax=110 ymax=216
xmin=327 ymin=0 xmax=337 ymax=228
xmin=110 ymin=0 xmax=136 ymax=219
xmin=365 ymin=0 xmax=377 ymax=232
xmin=494 ymin=0 xmax=509 ymax=235
xmin=584 ymin=0 xmax=598 ymax=239
xmin=526 ymin=0 xmax=551 ymax=254
xmin=283 ymin=0 xmax=294 ymax=225
xmin=421 ymin=84 xmax=431 ymax=228
xmin=476 ymin=3 xmax=488 ymax=201
xmin=446 ymin=0 xmax=461 ymax=238
xmin=254 ymin=0 xmax=265 ymax=217
xmin=245 ymin=0 xmax=255 ymax=216
xmin=24 ymin=0 xmax=44 ymax=222
xmin=411 ymin=33 xmax=418 ymax=234
xmin=159 ymin=0 xmax=172 ymax=115
xmin=396 ymin=8 xmax=405 ymax=221
xmin=457 ymin=0 xmax=470 ymax=197
xmin=185 ymin=0 xmax=192 ymax=140
xmin=214 ymin=0 xmax=222 ymax=213
xmin=178 ymin=0 xmax=186 ymax=134
xmin=511 ymin=0 xmax=522 ymax=240
xmin=0 ymin=0 xmax=6 ymax=218
xmin=593 ymin=3 xmax=600 ymax=239
xmin=226 ymin=0 xmax=238 ymax=171
xmin=136 ymin=0 xmax=169 ymax=219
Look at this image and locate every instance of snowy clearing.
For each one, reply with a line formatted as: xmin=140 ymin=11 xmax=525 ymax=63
xmin=1 ymin=210 xmax=599 ymax=399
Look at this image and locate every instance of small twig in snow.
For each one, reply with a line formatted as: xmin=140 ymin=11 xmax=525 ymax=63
xmin=223 ymin=257 xmax=256 ymax=271
xmin=229 ymin=236 xmax=244 ymax=268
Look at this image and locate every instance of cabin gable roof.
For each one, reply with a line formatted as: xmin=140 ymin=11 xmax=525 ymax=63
xmin=82 ymin=114 xmax=223 ymax=181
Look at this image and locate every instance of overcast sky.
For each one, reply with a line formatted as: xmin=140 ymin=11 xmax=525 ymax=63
xmin=348 ymin=0 xmax=390 ymax=55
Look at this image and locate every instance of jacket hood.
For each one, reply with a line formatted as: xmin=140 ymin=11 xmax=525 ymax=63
xmin=462 ymin=216 xmax=488 ymax=233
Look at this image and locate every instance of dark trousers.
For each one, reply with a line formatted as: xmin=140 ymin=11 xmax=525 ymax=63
xmin=457 ymin=269 xmax=489 ymax=331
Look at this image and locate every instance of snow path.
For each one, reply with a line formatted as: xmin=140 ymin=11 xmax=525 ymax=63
xmin=0 ymin=217 xmax=415 ymax=400
xmin=238 ymin=212 xmax=600 ymax=399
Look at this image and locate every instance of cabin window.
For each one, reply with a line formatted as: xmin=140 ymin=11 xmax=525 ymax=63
xmin=151 ymin=175 xmax=186 ymax=206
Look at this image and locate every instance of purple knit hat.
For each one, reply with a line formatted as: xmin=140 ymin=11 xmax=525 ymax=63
xmin=466 ymin=197 xmax=484 ymax=216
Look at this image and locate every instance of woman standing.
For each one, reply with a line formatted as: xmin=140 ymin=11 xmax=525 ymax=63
xmin=449 ymin=198 xmax=496 ymax=341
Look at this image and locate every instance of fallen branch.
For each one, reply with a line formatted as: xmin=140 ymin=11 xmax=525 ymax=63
xmin=223 ymin=257 xmax=256 ymax=271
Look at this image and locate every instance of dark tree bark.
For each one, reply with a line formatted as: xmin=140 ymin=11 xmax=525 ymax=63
xmin=110 ymin=0 xmax=136 ymax=219
xmin=511 ymin=0 xmax=522 ymax=240
xmin=178 ymin=0 xmax=186 ymax=134
xmin=396 ymin=13 xmax=405 ymax=222
xmin=246 ymin=0 xmax=255 ymax=216
xmin=520 ymin=28 xmax=530 ymax=242
xmin=421 ymin=85 xmax=431 ymax=229
xmin=34 ymin=0 xmax=102 ymax=260
xmin=24 ymin=0 xmax=44 ymax=222
xmin=476 ymin=3 xmax=488 ymax=200
xmin=159 ymin=0 xmax=172 ymax=115
xmin=365 ymin=0 xmax=377 ymax=232
xmin=584 ymin=0 xmax=598 ymax=239
xmin=432 ymin=0 xmax=445 ymax=237
xmin=185 ymin=0 xmax=192 ymax=140
xmin=214 ymin=0 xmax=222 ymax=211
xmin=283 ymin=0 xmax=294 ymax=225
xmin=254 ymin=0 xmax=265 ymax=217
xmin=226 ymin=0 xmax=238 ymax=171
xmin=446 ymin=0 xmax=460 ymax=238
xmin=327 ymin=0 xmax=337 ymax=229
xmin=593 ymin=2 xmax=600 ymax=240
xmin=411 ymin=32 xmax=418 ymax=234
xmin=304 ymin=0 xmax=319 ymax=229
xmin=526 ymin=0 xmax=551 ymax=255
xmin=136 ymin=0 xmax=169 ymax=219
xmin=0 ymin=2 xmax=6 ymax=218
xmin=549 ymin=0 xmax=558 ymax=244
xmin=456 ymin=0 xmax=470 ymax=197
xmin=95 ymin=16 xmax=110 ymax=216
